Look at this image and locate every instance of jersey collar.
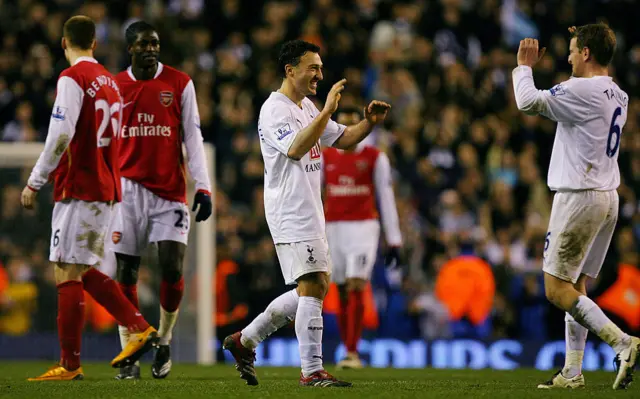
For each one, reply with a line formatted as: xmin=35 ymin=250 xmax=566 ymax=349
xmin=127 ymin=62 xmax=164 ymax=81
xmin=73 ymin=56 xmax=98 ymax=65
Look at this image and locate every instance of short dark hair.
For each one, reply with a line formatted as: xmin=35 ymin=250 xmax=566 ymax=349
xmin=278 ymin=40 xmax=320 ymax=78
xmin=125 ymin=20 xmax=156 ymax=46
xmin=63 ymin=16 xmax=95 ymax=50
xmin=571 ymin=23 xmax=616 ymax=66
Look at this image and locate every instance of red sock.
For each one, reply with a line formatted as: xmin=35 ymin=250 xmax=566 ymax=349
xmin=160 ymin=277 xmax=184 ymax=312
xmin=57 ymin=281 xmax=84 ymax=371
xmin=82 ymin=268 xmax=149 ymax=332
xmin=337 ymin=294 xmax=349 ymax=347
xmin=346 ymin=290 xmax=365 ymax=353
xmin=118 ymin=282 xmax=139 ymax=309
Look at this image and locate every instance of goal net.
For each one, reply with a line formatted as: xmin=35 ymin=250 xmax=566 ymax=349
xmin=0 ymin=142 xmax=216 ymax=365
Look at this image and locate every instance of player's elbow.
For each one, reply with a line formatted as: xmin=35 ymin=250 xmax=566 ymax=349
xmin=287 ymin=147 xmax=303 ymax=161
xmin=515 ymin=94 xmax=539 ymax=115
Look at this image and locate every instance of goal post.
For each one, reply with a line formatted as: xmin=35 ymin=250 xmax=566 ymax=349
xmin=0 ymin=142 xmax=216 ymax=365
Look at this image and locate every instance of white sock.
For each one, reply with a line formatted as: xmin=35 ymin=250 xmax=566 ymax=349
xmin=158 ymin=307 xmax=179 ymax=346
xmin=118 ymin=325 xmax=140 ymax=366
xmin=241 ymin=288 xmax=299 ymax=349
xmin=296 ymin=296 xmax=324 ymax=378
xmin=562 ymin=313 xmax=587 ymax=378
xmin=570 ymin=295 xmax=630 ymax=353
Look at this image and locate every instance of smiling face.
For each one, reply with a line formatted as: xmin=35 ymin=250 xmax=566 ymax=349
xmin=129 ymin=30 xmax=160 ymax=69
xmin=288 ymin=51 xmax=323 ymax=96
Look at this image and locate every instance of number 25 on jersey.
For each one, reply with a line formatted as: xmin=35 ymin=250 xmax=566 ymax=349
xmin=95 ymin=99 xmax=121 ymax=148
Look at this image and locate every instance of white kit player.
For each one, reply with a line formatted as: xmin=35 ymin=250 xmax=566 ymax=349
xmin=223 ymin=40 xmax=390 ymax=387
xmin=322 ymin=107 xmax=402 ymax=369
xmin=110 ymin=21 xmax=212 ymax=380
xmin=513 ymin=24 xmax=639 ymax=390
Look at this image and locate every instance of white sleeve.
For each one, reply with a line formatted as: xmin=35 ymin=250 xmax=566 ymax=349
xmin=259 ymin=105 xmax=301 ymax=155
xmin=374 ymin=152 xmax=402 ymax=246
xmin=512 ymin=66 xmax=591 ymax=123
xmin=181 ymin=79 xmax=212 ymax=194
xmin=320 ymin=118 xmax=346 ymax=147
xmin=27 ymin=76 xmax=83 ymax=190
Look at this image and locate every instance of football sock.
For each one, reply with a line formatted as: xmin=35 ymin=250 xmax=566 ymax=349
xmin=158 ymin=277 xmax=184 ymax=346
xmin=570 ymin=295 xmax=630 ymax=353
xmin=118 ymin=282 xmax=139 ymax=309
xmin=337 ymin=293 xmax=348 ymax=348
xmin=82 ymin=268 xmax=149 ymax=332
xmin=241 ymin=288 xmax=299 ymax=349
xmin=118 ymin=325 xmax=140 ymax=367
xmin=57 ymin=280 xmax=84 ymax=371
xmin=296 ymin=296 xmax=324 ymax=378
xmin=346 ymin=290 xmax=364 ymax=354
xmin=562 ymin=313 xmax=587 ymax=378
xmin=158 ymin=307 xmax=179 ymax=346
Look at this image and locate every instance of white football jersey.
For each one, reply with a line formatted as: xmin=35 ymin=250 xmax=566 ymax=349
xmin=258 ymin=92 xmax=346 ymax=244
xmin=513 ymin=66 xmax=628 ymax=191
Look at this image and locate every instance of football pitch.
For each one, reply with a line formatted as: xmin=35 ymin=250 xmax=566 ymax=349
xmin=0 ymin=362 xmax=636 ymax=398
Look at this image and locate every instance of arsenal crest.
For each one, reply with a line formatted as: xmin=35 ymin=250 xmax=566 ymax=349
xmin=356 ymin=160 xmax=369 ymax=171
xmin=112 ymin=231 xmax=122 ymax=244
xmin=159 ymin=91 xmax=174 ymax=107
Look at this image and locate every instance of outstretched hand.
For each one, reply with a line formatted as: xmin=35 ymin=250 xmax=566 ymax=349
xmin=364 ymin=100 xmax=391 ymax=125
xmin=517 ymin=38 xmax=546 ymax=68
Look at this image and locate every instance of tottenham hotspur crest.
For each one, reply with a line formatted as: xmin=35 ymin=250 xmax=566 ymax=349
xmin=306 ymin=245 xmax=317 ymax=265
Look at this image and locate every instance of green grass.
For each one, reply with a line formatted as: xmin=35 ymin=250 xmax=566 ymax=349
xmin=0 ymin=362 xmax=636 ymax=398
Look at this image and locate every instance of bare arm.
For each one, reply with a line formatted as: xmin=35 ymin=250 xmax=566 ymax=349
xmin=332 ymin=100 xmax=390 ymax=149
xmin=287 ymin=79 xmax=347 ymax=160
xmin=287 ymin=109 xmax=333 ymax=160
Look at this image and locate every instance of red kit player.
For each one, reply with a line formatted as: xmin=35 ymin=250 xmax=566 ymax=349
xmin=323 ymin=107 xmax=403 ymax=369
xmin=110 ymin=21 xmax=212 ymax=380
xmin=21 ymin=16 xmax=158 ymax=381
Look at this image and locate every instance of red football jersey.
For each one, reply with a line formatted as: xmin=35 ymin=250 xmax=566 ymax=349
xmin=323 ymin=146 xmax=381 ymax=222
xmin=116 ymin=63 xmax=209 ymax=203
xmin=29 ymin=57 xmax=122 ymax=202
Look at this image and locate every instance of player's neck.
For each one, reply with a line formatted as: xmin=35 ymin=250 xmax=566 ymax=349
xmin=131 ymin=64 xmax=158 ymax=81
xmin=277 ymin=80 xmax=304 ymax=108
xmin=583 ymin=65 xmax=609 ymax=78
xmin=66 ymin=50 xmax=94 ymax=66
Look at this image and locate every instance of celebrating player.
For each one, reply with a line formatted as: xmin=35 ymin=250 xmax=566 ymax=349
xmin=21 ymin=16 xmax=158 ymax=381
xmin=323 ymin=107 xmax=402 ymax=369
xmin=110 ymin=21 xmax=212 ymax=380
xmin=512 ymin=24 xmax=639 ymax=390
xmin=223 ymin=40 xmax=390 ymax=387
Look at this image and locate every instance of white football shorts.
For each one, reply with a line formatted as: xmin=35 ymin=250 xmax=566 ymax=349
xmin=275 ymin=238 xmax=332 ymax=285
xmin=326 ymin=220 xmax=380 ymax=284
xmin=543 ymin=190 xmax=618 ymax=283
xmin=49 ymin=199 xmax=115 ymax=266
xmin=109 ymin=178 xmax=190 ymax=256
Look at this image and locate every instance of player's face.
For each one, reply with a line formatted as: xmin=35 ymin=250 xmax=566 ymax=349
xmin=568 ymin=37 xmax=585 ymax=77
xmin=292 ymin=51 xmax=323 ymax=96
xmin=130 ymin=31 xmax=160 ymax=68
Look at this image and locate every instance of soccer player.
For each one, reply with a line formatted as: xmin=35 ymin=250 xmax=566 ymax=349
xmin=512 ymin=24 xmax=639 ymax=390
xmin=223 ymin=40 xmax=390 ymax=387
xmin=20 ymin=16 xmax=158 ymax=381
xmin=323 ymin=107 xmax=402 ymax=369
xmin=110 ymin=21 xmax=212 ymax=380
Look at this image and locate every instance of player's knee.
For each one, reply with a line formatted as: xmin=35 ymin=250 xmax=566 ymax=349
xmin=115 ymin=254 xmax=140 ymax=285
xmin=54 ymin=263 xmax=89 ymax=284
xmin=158 ymin=242 xmax=185 ymax=283
xmin=297 ymin=272 xmax=330 ymax=298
